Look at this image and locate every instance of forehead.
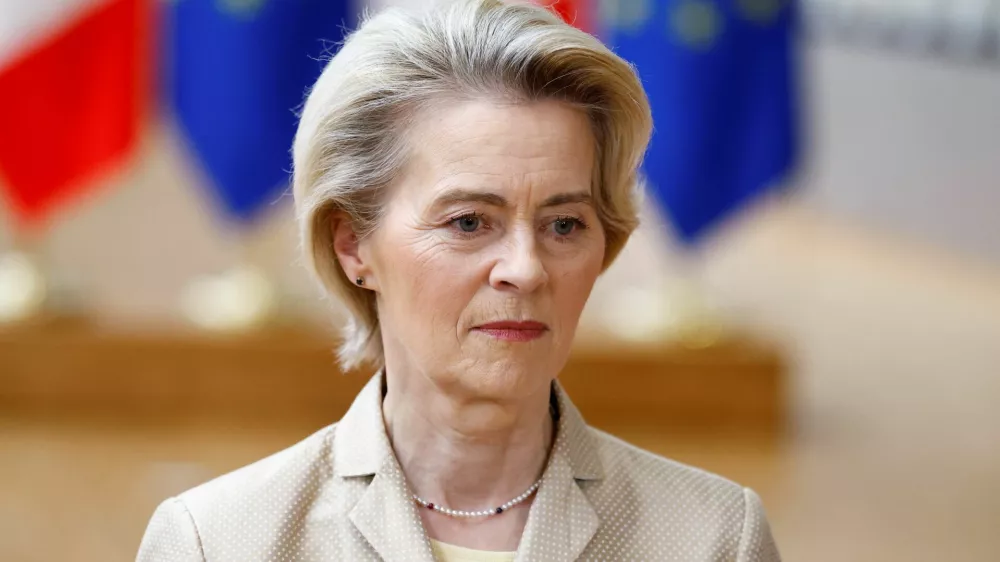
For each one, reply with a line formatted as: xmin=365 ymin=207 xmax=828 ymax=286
xmin=396 ymin=98 xmax=596 ymax=201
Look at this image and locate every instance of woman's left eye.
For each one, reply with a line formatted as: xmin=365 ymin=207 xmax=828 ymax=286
xmin=456 ymin=215 xmax=481 ymax=232
xmin=549 ymin=217 xmax=584 ymax=236
xmin=448 ymin=212 xmax=488 ymax=236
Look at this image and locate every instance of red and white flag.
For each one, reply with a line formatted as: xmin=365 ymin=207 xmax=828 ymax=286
xmin=0 ymin=0 xmax=149 ymax=226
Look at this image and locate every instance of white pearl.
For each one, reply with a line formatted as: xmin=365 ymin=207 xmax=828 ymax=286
xmin=413 ymin=477 xmax=541 ymax=518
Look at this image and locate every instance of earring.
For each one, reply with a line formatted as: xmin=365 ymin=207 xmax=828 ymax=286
xmin=355 ymin=277 xmax=365 ymax=286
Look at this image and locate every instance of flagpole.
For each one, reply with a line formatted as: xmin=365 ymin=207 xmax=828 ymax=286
xmin=180 ymin=216 xmax=279 ymax=334
xmin=668 ymin=238 xmax=726 ymax=351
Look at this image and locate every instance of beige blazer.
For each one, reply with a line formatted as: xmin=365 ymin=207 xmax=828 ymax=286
xmin=137 ymin=372 xmax=780 ymax=561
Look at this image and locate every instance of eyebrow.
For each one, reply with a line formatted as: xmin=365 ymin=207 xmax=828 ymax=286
xmin=430 ymin=188 xmax=593 ymax=210
xmin=540 ymin=192 xmax=593 ymax=208
xmin=432 ymin=189 xmax=508 ymax=209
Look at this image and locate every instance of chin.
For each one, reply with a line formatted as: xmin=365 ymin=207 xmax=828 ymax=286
xmin=457 ymin=356 xmax=556 ymax=401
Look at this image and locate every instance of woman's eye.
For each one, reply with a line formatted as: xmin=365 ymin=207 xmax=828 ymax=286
xmin=454 ymin=214 xmax=481 ymax=233
xmin=552 ymin=218 xmax=579 ymax=236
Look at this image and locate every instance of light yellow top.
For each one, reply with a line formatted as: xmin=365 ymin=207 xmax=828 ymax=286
xmin=430 ymin=539 xmax=516 ymax=562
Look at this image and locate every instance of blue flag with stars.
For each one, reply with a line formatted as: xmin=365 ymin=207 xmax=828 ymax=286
xmin=605 ymin=0 xmax=799 ymax=242
xmin=165 ymin=0 xmax=352 ymax=221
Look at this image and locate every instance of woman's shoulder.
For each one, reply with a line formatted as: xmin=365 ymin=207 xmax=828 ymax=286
xmin=137 ymin=424 xmax=341 ymax=561
xmin=590 ymin=428 xmax=737 ymax=481
xmin=579 ymin=427 xmax=780 ymax=560
xmin=174 ymin=424 xmax=338 ymax=519
xmin=586 ymin=426 xmax=754 ymax=514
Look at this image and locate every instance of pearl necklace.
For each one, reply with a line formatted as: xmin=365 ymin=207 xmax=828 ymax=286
xmin=412 ymin=478 xmax=542 ymax=518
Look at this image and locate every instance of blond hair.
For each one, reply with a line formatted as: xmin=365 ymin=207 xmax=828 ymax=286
xmin=293 ymin=0 xmax=652 ymax=371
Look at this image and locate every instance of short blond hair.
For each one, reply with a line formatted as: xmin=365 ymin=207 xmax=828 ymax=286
xmin=293 ymin=0 xmax=652 ymax=371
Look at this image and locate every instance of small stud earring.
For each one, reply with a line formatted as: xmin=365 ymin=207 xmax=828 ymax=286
xmin=355 ymin=277 xmax=364 ymax=286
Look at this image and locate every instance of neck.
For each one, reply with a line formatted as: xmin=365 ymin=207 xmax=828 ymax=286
xmin=381 ymin=367 xmax=555 ymax=512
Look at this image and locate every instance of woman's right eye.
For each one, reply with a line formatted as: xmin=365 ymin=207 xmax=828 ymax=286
xmin=452 ymin=213 xmax=483 ymax=233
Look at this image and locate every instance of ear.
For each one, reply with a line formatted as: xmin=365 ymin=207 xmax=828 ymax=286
xmin=331 ymin=211 xmax=374 ymax=290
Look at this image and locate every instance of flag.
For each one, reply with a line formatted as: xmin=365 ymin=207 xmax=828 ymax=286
xmin=548 ymin=0 xmax=596 ymax=33
xmin=164 ymin=0 xmax=353 ymax=222
xmin=605 ymin=0 xmax=799 ymax=242
xmin=0 ymin=0 xmax=149 ymax=226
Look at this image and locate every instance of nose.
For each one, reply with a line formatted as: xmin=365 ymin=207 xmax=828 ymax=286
xmin=489 ymin=228 xmax=548 ymax=294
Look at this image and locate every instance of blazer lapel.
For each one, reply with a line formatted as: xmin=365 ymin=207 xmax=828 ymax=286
xmin=515 ymin=382 xmax=604 ymax=561
xmin=335 ymin=372 xmax=435 ymax=562
xmin=515 ymin=453 xmax=599 ymax=562
xmin=348 ymin=455 xmax=435 ymax=562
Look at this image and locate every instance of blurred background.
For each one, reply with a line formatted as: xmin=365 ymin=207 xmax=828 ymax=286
xmin=1 ymin=0 xmax=999 ymax=560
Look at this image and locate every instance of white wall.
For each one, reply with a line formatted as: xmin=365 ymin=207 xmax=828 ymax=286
xmin=799 ymin=40 xmax=1000 ymax=264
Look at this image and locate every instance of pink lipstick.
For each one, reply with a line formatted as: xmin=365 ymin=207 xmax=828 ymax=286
xmin=473 ymin=320 xmax=548 ymax=342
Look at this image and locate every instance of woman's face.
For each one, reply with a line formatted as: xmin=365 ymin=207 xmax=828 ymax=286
xmin=361 ymin=98 xmax=605 ymax=401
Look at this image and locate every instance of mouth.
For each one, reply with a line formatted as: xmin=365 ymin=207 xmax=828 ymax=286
xmin=472 ymin=320 xmax=549 ymax=342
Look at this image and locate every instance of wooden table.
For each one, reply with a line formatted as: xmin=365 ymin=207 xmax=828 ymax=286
xmin=0 ymin=319 xmax=786 ymax=433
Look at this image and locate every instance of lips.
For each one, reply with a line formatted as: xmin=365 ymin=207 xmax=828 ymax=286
xmin=472 ymin=320 xmax=548 ymax=342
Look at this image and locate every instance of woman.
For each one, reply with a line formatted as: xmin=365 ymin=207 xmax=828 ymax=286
xmin=137 ymin=0 xmax=780 ymax=560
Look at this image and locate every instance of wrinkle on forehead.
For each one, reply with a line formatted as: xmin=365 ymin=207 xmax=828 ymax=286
xmin=394 ymin=97 xmax=596 ymax=209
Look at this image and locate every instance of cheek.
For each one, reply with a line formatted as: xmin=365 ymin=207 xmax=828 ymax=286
xmin=378 ymin=231 xmax=481 ymax=327
xmin=550 ymin=249 xmax=604 ymax=320
xmin=555 ymin=263 xmax=599 ymax=305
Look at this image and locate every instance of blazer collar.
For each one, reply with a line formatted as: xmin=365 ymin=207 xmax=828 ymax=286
xmin=333 ymin=371 xmax=392 ymax=478
xmin=550 ymin=379 xmax=605 ymax=481
xmin=334 ymin=372 xmax=435 ymax=561
xmin=333 ymin=370 xmax=604 ymax=560
xmin=515 ymin=380 xmax=603 ymax=561
xmin=333 ymin=370 xmax=605 ymax=481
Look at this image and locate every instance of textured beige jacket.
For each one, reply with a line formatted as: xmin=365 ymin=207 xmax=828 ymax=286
xmin=137 ymin=372 xmax=780 ymax=561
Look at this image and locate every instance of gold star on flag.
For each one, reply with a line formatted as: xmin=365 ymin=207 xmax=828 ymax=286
xmin=737 ymin=0 xmax=784 ymax=25
xmin=670 ymin=0 xmax=723 ymax=50
xmin=217 ymin=0 xmax=266 ymax=18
